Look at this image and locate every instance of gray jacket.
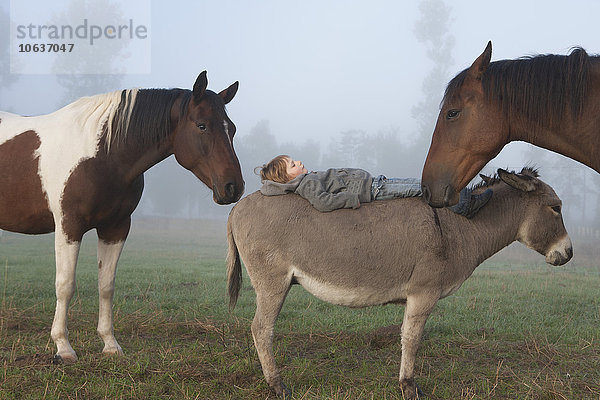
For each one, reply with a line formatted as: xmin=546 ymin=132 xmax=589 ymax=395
xmin=260 ymin=168 xmax=373 ymax=212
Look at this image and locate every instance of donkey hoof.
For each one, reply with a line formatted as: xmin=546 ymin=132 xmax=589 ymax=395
xmin=400 ymin=378 xmax=425 ymax=399
xmin=270 ymin=379 xmax=291 ymax=399
xmin=281 ymin=382 xmax=292 ymax=399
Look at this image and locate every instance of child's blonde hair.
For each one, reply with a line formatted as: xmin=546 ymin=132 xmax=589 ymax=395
xmin=257 ymin=155 xmax=291 ymax=183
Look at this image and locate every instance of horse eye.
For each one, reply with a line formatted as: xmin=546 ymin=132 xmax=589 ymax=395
xmin=551 ymin=205 xmax=562 ymax=214
xmin=197 ymin=123 xmax=207 ymax=131
xmin=446 ymin=109 xmax=460 ymax=120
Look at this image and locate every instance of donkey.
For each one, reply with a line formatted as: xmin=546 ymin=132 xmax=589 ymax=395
xmin=226 ymin=168 xmax=572 ymax=399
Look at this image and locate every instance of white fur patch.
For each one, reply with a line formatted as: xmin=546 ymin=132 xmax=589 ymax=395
xmin=0 ymin=92 xmax=127 ymax=223
xmin=223 ymin=120 xmax=233 ymax=145
xmin=547 ymin=234 xmax=572 ymax=258
xmin=291 ymin=266 xmax=406 ymax=307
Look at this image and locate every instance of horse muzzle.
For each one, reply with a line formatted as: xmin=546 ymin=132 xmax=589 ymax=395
xmin=422 ymin=183 xmax=459 ymax=208
xmin=213 ymin=181 xmax=244 ymax=205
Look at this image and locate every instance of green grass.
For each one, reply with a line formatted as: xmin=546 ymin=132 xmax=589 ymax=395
xmin=1 ymin=218 xmax=599 ymax=399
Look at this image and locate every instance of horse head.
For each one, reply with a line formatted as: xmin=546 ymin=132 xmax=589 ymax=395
xmin=421 ymin=41 xmax=509 ymax=207
xmin=172 ymin=72 xmax=244 ymax=204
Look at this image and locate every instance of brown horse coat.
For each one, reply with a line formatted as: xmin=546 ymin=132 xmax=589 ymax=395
xmin=0 ymin=72 xmax=243 ymax=362
xmin=421 ymin=41 xmax=600 ymax=207
xmin=227 ymin=168 xmax=572 ymax=398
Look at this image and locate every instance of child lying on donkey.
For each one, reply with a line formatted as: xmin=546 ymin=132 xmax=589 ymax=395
xmin=258 ymin=155 xmax=492 ymax=218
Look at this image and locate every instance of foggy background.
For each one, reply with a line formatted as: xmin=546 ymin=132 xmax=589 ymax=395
xmin=1 ymin=0 xmax=600 ymax=243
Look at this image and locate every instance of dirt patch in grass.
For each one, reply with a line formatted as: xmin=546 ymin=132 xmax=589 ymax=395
xmin=368 ymin=323 xmax=402 ymax=349
xmin=12 ymin=353 xmax=55 ymax=367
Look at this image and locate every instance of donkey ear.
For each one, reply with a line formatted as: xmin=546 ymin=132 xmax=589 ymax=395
xmin=193 ymin=71 xmax=208 ymax=102
xmin=498 ymin=168 xmax=538 ymax=192
xmin=479 ymin=173 xmax=492 ymax=184
xmin=467 ymin=41 xmax=492 ymax=81
xmin=219 ymin=81 xmax=239 ymax=105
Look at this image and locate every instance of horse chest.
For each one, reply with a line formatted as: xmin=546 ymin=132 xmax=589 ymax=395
xmin=60 ymin=166 xmax=143 ymax=234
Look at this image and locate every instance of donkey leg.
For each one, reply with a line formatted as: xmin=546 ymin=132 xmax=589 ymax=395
xmin=96 ymin=220 xmax=130 ymax=356
xmin=50 ymin=230 xmax=81 ymax=363
xmin=252 ymin=285 xmax=292 ymax=398
xmin=398 ymin=294 xmax=438 ymax=399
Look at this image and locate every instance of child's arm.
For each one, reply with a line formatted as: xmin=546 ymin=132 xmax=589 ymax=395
xmin=296 ymin=179 xmax=360 ymax=212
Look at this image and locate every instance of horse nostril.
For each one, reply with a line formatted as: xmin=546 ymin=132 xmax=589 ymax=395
xmin=422 ymin=186 xmax=431 ymax=203
xmin=225 ymin=182 xmax=236 ymax=198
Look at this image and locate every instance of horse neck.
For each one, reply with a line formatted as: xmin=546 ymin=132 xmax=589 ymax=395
xmin=512 ymin=122 xmax=600 ymax=173
xmin=509 ymin=65 xmax=600 ymax=173
xmin=109 ymin=138 xmax=173 ymax=183
xmin=102 ymin=91 xmax=185 ymax=182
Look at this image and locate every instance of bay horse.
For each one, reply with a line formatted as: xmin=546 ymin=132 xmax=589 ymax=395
xmin=0 ymin=72 xmax=244 ymax=362
xmin=421 ymin=41 xmax=600 ymax=208
xmin=226 ymin=167 xmax=572 ymax=399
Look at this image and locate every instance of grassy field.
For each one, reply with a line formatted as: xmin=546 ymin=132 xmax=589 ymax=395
xmin=1 ymin=217 xmax=599 ymax=400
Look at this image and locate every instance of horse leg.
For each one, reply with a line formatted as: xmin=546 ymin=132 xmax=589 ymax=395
xmin=96 ymin=219 xmax=130 ymax=356
xmin=252 ymin=283 xmax=292 ymax=398
xmin=50 ymin=229 xmax=81 ymax=363
xmin=398 ymin=294 xmax=438 ymax=399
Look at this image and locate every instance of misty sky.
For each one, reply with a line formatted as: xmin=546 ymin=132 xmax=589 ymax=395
xmin=2 ymin=0 xmax=600 ymax=173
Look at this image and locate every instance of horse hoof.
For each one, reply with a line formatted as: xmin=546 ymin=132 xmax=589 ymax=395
xmin=52 ymin=352 xmax=78 ymax=365
xmin=51 ymin=354 xmax=63 ymax=365
xmin=102 ymin=346 xmax=123 ymax=356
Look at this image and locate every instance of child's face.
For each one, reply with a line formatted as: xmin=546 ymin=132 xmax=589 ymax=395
xmin=286 ymin=158 xmax=308 ymax=180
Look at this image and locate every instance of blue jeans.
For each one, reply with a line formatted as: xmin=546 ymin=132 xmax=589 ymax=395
xmin=371 ymin=175 xmax=422 ymax=200
xmin=371 ymin=175 xmax=476 ymax=216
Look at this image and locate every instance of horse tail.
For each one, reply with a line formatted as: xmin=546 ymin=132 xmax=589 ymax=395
xmin=226 ymin=213 xmax=242 ymax=311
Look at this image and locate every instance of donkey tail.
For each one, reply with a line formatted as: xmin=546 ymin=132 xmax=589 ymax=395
xmin=226 ymin=214 xmax=242 ymax=311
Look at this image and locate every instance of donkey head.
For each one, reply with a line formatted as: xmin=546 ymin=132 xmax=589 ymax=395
xmin=498 ymin=168 xmax=573 ymax=266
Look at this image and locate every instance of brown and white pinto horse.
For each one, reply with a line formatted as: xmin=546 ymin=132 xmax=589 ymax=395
xmin=0 ymin=72 xmax=244 ymax=362
xmin=421 ymin=42 xmax=600 ymax=207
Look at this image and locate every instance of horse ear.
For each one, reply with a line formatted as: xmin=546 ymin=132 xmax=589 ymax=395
xmin=479 ymin=173 xmax=492 ymax=184
xmin=219 ymin=81 xmax=239 ymax=105
xmin=193 ymin=71 xmax=208 ymax=102
xmin=468 ymin=41 xmax=492 ymax=81
xmin=498 ymin=168 xmax=538 ymax=192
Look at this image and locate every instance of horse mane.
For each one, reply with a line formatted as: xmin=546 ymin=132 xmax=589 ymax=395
xmin=472 ymin=166 xmax=540 ymax=190
xmin=105 ymin=88 xmax=192 ymax=150
xmin=61 ymin=87 xmax=193 ymax=152
xmin=443 ymin=47 xmax=596 ymax=131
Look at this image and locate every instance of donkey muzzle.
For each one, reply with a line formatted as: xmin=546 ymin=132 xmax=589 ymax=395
xmin=545 ymin=236 xmax=573 ymax=266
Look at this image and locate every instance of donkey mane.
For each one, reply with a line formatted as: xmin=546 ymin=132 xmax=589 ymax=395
xmin=105 ymin=88 xmax=192 ymax=150
xmin=472 ymin=166 xmax=540 ymax=190
xmin=443 ymin=48 xmax=596 ymax=130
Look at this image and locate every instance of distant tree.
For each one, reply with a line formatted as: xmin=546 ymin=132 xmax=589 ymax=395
xmin=364 ymin=126 xmax=421 ymax=177
xmin=235 ymin=120 xmax=280 ymax=194
xmin=411 ymin=0 xmax=455 ymax=149
xmin=323 ymin=129 xmax=373 ymax=170
xmin=238 ymin=120 xmax=279 ymax=165
xmin=0 ymin=8 xmax=18 ymax=106
xmin=591 ymin=173 xmax=600 ymax=228
xmin=142 ymin=158 xmax=190 ymax=217
xmin=521 ymin=145 xmax=599 ymax=225
xmin=52 ymin=0 xmax=125 ymax=105
xmin=296 ymin=139 xmax=322 ymax=170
